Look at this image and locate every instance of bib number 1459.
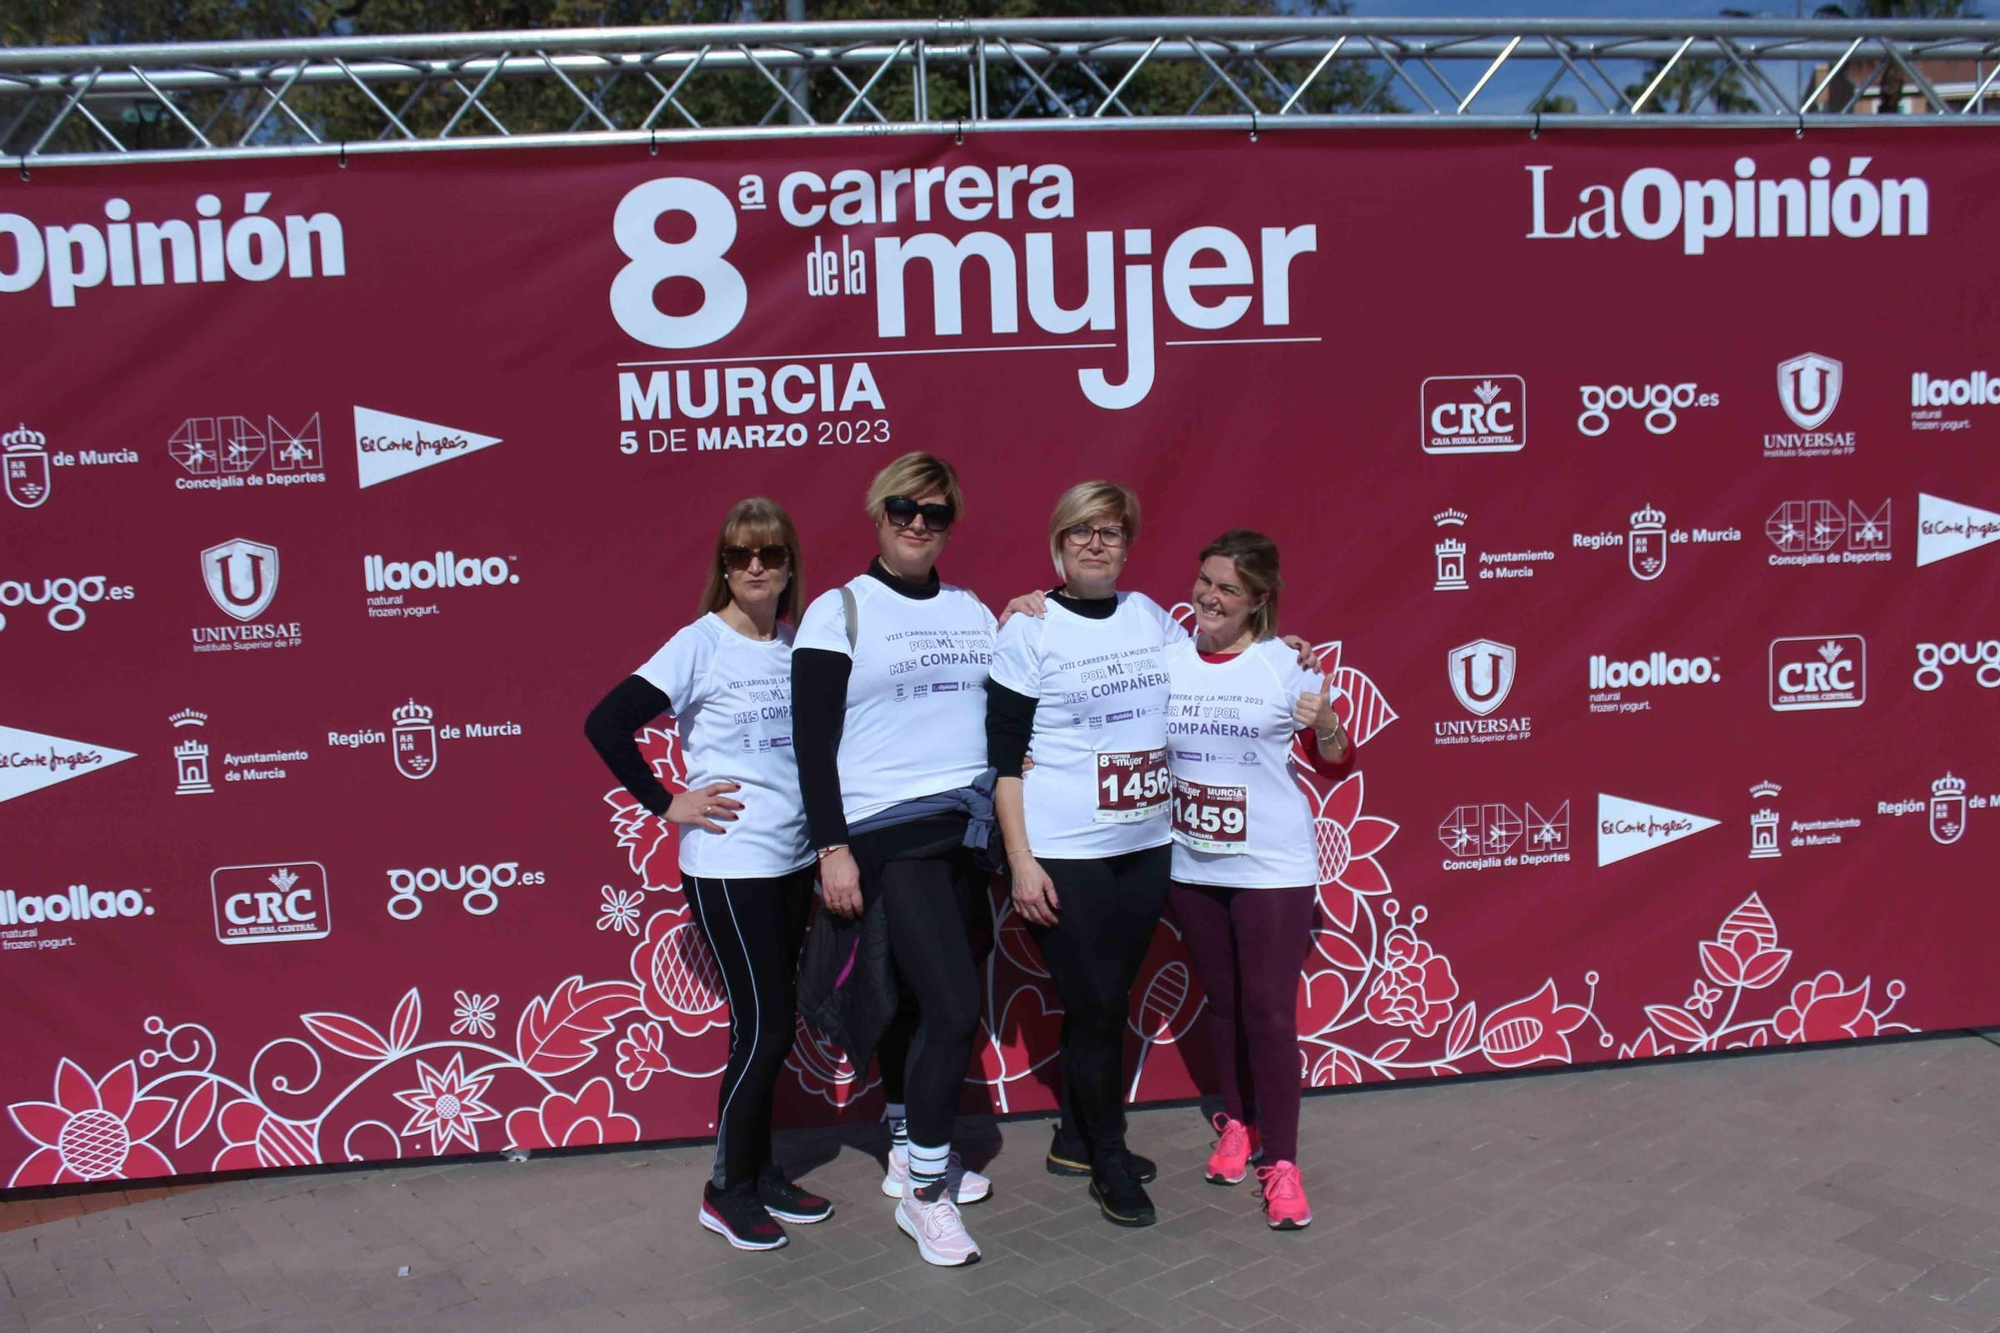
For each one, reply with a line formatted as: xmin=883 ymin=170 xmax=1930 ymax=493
xmin=1172 ymin=778 xmax=1248 ymax=853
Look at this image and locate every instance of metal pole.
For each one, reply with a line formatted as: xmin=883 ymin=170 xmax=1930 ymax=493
xmin=786 ymin=0 xmax=809 ymax=125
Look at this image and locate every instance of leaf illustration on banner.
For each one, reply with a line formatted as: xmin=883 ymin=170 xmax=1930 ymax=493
xmin=1739 ymin=949 xmax=1793 ymax=990
xmin=1126 ymin=960 xmax=1191 ymax=1100
xmin=981 ymin=986 xmax=1062 ymax=1086
xmin=1372 ymin=1038 xmax=1410 ymax=1062
xmin=1310 ymin=1047 xmax=1364 ymax=1087
xmin=388 ymin=989 xmax=421 ymax=1055
xmin=1645 ymin=1004 xmax=1710 ymax=1046
xmin=173 ymin=1077 xmax=219 ymax=1149
xmin=994 ymin=903 xmax=1049 ymax=979
xmin=516 ymin=977 xmax=645 ymax=1077
xmin=300 ymin=1011 xmax=394 ymax=1061
xmin=1313 ymin=929 xmax=1368 ymax=972
xmin=1699 ymin=941 xmax=1745 ymax=987
xmin=1297 ymin=969 xmax=1350 ymax=1039
xmin=1444 ymin=1002 xmax=1479 ymax=1061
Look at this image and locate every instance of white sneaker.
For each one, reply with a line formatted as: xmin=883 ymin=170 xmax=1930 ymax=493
xmin=895 ymin=1188 xmax=982 ymax=1267
xmin=880 ymin=1145 xmax=991 ymax=1203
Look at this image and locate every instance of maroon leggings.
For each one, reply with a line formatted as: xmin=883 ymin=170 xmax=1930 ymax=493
xmin=1169 ymin=881 xmax=1317 ymax=1163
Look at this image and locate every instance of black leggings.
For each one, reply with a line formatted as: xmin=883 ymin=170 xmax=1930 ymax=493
xmin=1030 ymin=844 xmax=1171 ymax=1167
xmin=683 ymin=868 xmax=814 ymax=1190
xmin=864 ymin=825 xmax=991 ymax=1150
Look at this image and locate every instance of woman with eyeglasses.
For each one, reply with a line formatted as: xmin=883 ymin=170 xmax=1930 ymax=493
xmin=791 ymin=451 xmax=998 ymax=1268
xmin=1166 ymin=530 xmax=1348 ymax=1232
xmin=985 ymin=481 xmax=1180 ymax=1230
xmin=584 ymin=496 xmax=832 ymax=1253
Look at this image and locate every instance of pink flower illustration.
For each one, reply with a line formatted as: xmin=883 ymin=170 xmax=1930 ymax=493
xmin=503 ymin=1078 xmax=641 ymax=1150
xmin=1304 ymin=771 xmax=1398 ymax=933
xmin=614 ymin=1022 xmax=671 ymax=1092
xmin=1364 ymin=924 xmax=1460 ymax=1037
xmin=1480 ymin=980 xmax=1591 ymax=1069
xmin=212 ymin=1100 xmax=319 ymax=1173
xmin=1618 ymin=1029 xmax=1676 ymax=1060
xmin=1773 ymin=972 xmax=1877 ymax=1043
xmin=7 ymin=1058 xmax=176 ymax=1186
xmin=630 ymin=908 xmax=727 ymax=1033
xmin=392 ymin=1054 xmax=500 ymax=1154
xmin=603 ymin=726 xmax=686 ymax=894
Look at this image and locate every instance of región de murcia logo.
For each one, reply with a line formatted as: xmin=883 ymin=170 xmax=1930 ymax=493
xmin=1572 ymin=504 xmax=1742 ymax=582
xmin=1879 ymin=772 xmax=1987 ymax=846
xmin=2 ymin=424 xmax=138 ymax=511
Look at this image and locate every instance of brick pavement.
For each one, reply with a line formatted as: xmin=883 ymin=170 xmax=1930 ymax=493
xmin=3 ymin=1034 xmax=1999 ymax=1333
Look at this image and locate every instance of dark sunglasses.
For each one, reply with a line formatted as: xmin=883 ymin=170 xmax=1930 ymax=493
xmin=722 ymin=544 xmax=790 ymax=571
xmin=883 ymin=495 xmax=956 ymax=532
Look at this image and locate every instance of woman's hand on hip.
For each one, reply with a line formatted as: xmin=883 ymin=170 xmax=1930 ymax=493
xmin=666 ymin=781 xmax=743 ymax=834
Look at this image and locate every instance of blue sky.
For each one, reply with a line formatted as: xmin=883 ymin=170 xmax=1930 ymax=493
xmin=1337 ymin=0 xmax=1819 ymax=112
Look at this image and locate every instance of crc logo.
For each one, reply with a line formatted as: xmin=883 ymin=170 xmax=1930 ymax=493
xmin=1777 ymin=353 xmax=1843 ymax=430
xmin=211 ymin=862 xmax=329 ymax=944
xmin=1766 ymin=500 xmax=1891 ymax=555
xmin=0 ymin=576 xmax=133 ymax=632
xmin=1576 ymin=383 xmax=1718 ymax=436
xmin=1448 ymin=638 xmax=1516 ymax=716
xmin=1913 ymin=640 xmax=2000 ymax=692
xmin=170 ymin=414 xmax=324 ymax=476
xmin=200 ymin=538 xmax=279 ymax=621
xmin=386 ymin=862 xmax=544 ymax=919
xmin=1438 ymin=800 xmax=1570 ymax=856
xmin=1769 ymin=635 xmax=1867 ymax=711
xmin=1421 ymin=376 xmax=1525 ymax=454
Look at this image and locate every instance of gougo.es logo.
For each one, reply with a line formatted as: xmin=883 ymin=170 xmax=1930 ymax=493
xmin=0 ymin=576 xmax=134 ymax=631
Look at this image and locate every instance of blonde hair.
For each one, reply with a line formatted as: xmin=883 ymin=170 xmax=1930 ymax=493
xmin=1047 ymin=480 xmax=1141 ymax=568
xmin=865 ymin=452 xmax=965 ymax=522
xmin=699 ymin=497 xmax=805 ymax=623
xmin=1197 ymin=529 xmax=1282 ymax=641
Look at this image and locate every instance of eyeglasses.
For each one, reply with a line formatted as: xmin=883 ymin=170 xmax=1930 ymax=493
xmin=1061 ymin=523 xmax=1129 ymax=549
xmin=883 ymin=495 xmax=956 ymax=532
xmin=722 ymin=545 xmax=790 ymax=571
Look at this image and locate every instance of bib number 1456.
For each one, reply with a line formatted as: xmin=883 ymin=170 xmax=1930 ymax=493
xmin=1096 ymin=749 xmax=1170 ymax=823
xmin=1172 ymin=778 xmax=1248 ymax=853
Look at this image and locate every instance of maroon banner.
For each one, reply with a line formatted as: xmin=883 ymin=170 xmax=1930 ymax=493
xmin=3 ymin=130 xmax=1997 ymax=1186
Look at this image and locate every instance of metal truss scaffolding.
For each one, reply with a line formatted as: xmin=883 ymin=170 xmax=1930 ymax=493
xmin=4 ymin=17 xmax=1999 ymax=168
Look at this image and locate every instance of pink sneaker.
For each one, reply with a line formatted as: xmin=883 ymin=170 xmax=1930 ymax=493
xmin=1205 ymin=1113 xmax=1261 ymax=1185
xmin=1256 ymin=1161 xmax=1312 ymax=1230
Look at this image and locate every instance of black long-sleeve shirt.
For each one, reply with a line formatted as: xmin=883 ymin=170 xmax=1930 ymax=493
xmin=791 ymin=558 xmax=943 ymax=848
xmin=983 ymin=588 xmax=1118 ymax=779
xmin=583 ymin=675 xmax=674 ymax=816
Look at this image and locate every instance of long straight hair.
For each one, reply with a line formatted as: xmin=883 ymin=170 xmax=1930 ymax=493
xmin=699 ymin=496 xmax=805 ymax=623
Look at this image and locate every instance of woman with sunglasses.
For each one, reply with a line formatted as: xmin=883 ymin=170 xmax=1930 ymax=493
xmin=986 ymin=481 xmax=1180 ymax=1230
xmin=792 ymin=452 xmax=998 ymax=1268
xmin=1167 ymin=530 xmax=1347 ymax=1232
xmin=584 ymin=496 xmax=832 ymax=1252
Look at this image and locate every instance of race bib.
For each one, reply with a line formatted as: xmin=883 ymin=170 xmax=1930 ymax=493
xmin=1172 ymin=777 xmax=1248 ymax=853
xmin=1095 ymin=748 xmax=1170 ymax=824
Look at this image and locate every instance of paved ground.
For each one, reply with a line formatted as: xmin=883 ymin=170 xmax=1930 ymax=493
xmin=4 ymin=1034 xmax=1999 ymax=1333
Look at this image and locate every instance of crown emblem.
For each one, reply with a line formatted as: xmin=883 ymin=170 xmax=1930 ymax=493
xmin=1433 ymin=508 xmax=1467 ymax=528
xmin=1749 ymin=781 xmax=1781 ymax=799
xmin=3 ymin=423 xmax=46 ymax=452
xmin=1933 ymin=772 xmax=1967 ymax=796
xmin=1815 ymin=640 xmax=1845 ymax=664
xmin=392 ymin=699 xmax=434 ymax=725
xmin=1473 ymin=380 xmax=1502 ymax=405
xmin=1630 ymin=503 xmax=1667 ymax=530
xmin=267 ymin=866 xmax=301 ymax=892
xmin=169 ymin=708 xmax=209 ymax=728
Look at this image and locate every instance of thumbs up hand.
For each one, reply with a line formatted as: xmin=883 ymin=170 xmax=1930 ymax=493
xmin=1293 ymin=669 xmax=1338 ymax=732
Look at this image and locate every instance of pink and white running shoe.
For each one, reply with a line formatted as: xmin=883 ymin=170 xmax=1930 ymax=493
xmin=1205 ymin=1113 xmax=1261 ymax=1185
xmin=1256 ymin=1161 xmax=1312 ymax=1230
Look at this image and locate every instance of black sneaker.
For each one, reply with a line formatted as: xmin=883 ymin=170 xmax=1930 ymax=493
xmin=1088 ymin=1153 xmax=1157 ymax=1228
xmin=758 ymin=1167 xmax=834 ymax=1224
xmin=1047 ymin=1123 xmax=1156 ymax=1183
xmin=699 ymin=1182 xmax=788 ymax=1251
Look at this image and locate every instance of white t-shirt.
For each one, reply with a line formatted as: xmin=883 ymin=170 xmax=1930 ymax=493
xmin=989 ymin=592 xmax=1184 ymax=859
xmin=633 ymin=613 xmax=813 ymax=878
xmin=795 ymin=574 xmax=997 ymax=826
xmin=1165 ymin=637 xmax=1321 ymax=888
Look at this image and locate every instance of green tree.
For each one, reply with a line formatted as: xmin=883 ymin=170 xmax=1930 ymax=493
xmin=1813 ymin=0 xmax=1981 ymax=112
